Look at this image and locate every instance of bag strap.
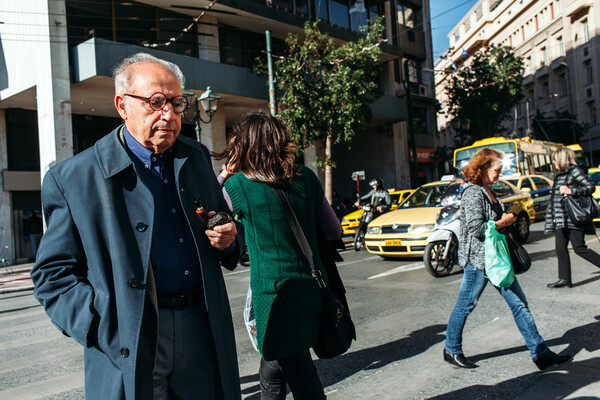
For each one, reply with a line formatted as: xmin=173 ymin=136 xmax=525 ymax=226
xmin=272 ymin=187 xmax=327 ymax=289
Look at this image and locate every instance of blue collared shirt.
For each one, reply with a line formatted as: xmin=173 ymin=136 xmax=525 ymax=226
xmin=123 ymin=127 xmax=202 ymax=296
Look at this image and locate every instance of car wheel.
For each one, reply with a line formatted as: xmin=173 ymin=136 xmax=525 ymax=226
xmin=514 ymin=212 xmax=530 ymax=243
xmin=423 ymin=240 xmax=455 ymax=277
xmin=353 ymin=230 xmax=365 ymax=251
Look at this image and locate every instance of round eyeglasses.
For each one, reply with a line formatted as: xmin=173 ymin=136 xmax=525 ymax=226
xmin=124 ymin=92 xmax=189 ymax=114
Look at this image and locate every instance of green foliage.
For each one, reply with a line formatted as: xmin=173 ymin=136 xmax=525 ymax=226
xmin=445 ymin=45 xmax=524 ymax=142
xmin=532 ymin=110 xmax=589 ymax=145
xmin=256 ymin=18 xmax=384 ymax=153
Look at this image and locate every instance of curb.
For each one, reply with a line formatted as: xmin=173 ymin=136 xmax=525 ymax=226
xmin=0 ymin=284 xmax=35 ymax=294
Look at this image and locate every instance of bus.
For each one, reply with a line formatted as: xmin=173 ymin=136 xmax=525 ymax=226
xmin=454 ymin=137 xmax=564 ymax=178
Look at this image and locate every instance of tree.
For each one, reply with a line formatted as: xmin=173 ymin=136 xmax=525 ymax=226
xmin=532 ymin=110 xmax=589 ymax=145
xmin=445 ymin=45 xmax=524 ymax=143
xmin=256 ymin=18 xmax=384 ymax=203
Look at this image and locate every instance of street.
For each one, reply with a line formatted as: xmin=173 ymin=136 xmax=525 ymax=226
xmin=2 ymin=221 xmax=600 ymax=399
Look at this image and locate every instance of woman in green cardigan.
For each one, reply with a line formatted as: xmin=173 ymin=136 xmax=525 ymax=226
xmin=215 ymin=111 xmax=341 ymax=399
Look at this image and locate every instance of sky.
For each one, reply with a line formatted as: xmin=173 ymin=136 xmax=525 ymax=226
xmin=429 ymin=0 xmax=479 ymax=61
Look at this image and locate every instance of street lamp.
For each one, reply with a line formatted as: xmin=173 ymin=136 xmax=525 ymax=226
xmin=182 ymin=86 xmax=221 ymax=142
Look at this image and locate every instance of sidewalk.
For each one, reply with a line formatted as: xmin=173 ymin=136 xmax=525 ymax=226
xmin=0 ymin=262 xmax=34 ymax=294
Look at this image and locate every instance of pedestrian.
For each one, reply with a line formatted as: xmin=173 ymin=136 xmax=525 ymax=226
xmin=23 ymin=210 xmax=43 ymax=259
xmin=545 ymin=147 xmax=600 ymax=288
xmin=444 ymin=148 xmax=571 ymax=370
xmin=214 ymin=111 xmax=341 ymax=399
xmin=30 ymin=53 xmax=243 ymax=400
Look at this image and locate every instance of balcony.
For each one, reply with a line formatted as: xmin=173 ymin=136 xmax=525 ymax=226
xmin=397 ymin=25 xmax=425 ymax=59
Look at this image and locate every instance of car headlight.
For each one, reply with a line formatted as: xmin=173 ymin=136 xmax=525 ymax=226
xmin=411 ymin=224 xmax=434 ymax=234
xmin=342 ymin=219 xmax=349 ymax=222
xmin=366 ymin=226 xmax=381 ymax=235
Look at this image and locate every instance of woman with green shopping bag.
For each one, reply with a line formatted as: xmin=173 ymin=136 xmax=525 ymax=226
xmin=444 ymin=148 xmax=571 ymax=370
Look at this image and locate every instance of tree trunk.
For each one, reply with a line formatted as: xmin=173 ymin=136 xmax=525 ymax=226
xmin=325 ymin=133 xmax=333 ymax=204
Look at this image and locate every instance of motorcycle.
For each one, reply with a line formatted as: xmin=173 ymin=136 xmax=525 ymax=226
xmin=424 ymin=204 xmax=460 ymax=277
xmin=423 ymin=177 xmax=464 ymax=277
xmin=353 ymin=204 xmax=376 ymax=251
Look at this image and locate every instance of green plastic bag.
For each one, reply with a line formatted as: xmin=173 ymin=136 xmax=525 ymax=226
xmin=484 ymin=220 xmax=515 ymax=288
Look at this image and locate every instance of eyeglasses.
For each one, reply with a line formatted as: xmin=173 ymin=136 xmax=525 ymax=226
xmin=124 ymin=92 xmax=189 ymax=114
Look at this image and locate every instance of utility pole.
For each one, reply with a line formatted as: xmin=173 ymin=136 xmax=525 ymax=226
xmin=404 ymin=60 xmax=419 ymax=189
xmin=265 ymin=30 xmax=277 ymax=116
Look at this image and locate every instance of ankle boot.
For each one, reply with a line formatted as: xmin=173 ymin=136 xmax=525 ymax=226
xmin=443 ymin=349 xmax=478 ymax=369
xmin=533 ymin=350 xmax=571 ymax=370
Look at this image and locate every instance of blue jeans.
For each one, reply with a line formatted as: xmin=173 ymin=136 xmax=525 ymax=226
xmin=445 ymin=264 xmax=548 ymax=358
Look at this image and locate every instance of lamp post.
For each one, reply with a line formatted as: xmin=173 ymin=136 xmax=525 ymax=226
xmin=182 ymin=86 xmax=221 ymax=142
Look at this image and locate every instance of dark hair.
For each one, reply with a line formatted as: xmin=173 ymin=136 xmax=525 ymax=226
xmin=463 ymin=148 xmax=503 ymax=185
xmin=213 ymin=111 xmax=298 ymax=185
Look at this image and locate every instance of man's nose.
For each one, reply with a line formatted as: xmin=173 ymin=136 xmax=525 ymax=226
xmin=160 ymin=101 xmax=176 ymax=119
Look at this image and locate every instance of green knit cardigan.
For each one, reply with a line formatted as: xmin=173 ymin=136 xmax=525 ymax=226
xmin=225 ymin=166 xmax=328 ymax=361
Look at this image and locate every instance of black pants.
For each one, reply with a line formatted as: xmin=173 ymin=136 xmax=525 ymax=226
xmin=556 ymin=227 xmax=600 ymax=282
xmin=259 ymin=349 xmax=326 ymax=400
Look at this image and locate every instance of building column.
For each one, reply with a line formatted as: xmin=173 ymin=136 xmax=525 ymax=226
xmin=197 ymin=16 xmax=220 ymax=62
xmin=0 ymin=110 xmax=13 ymax=261
xmin=393 ymin=121 xmax=411 ymax=189
xmin=200 ymin=103 xmax=227 ymax=173
xmin=37 ymin=0 xmax=73 ymax=179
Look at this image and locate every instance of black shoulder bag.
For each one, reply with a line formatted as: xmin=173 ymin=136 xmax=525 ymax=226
xmin=272 ymin=187 xmax=356 ymax=359
xmin=481 ymin=187 xmax=531 ymax=274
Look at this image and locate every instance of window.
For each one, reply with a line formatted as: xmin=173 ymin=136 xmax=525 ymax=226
xmin=583 ymin=20 xmax=590 ymax=42
xmin=543 ymin=81 xmax=550 ymax=102
xmin=558 ymin=36 xmax=564 ymax=56
xmin=532 ymin=176 xmax=551 ymax=189
xmin=412 ymin=107 xmax=429 ymax=135
xmin=330 ymin=0 xmax=350 ymax=29
xmin=398 ymin=3 xmax=420 ymax=29
xmin=555 ymin=0 xmax=561 ymax=13
xmin=316 ymin=0 xmax=329 ymax=20
xmin=550 ymin=3 xmax=554 ymax=19
xmin=535 ymin=15 xmax=539 ymax=30
xmin=520 ymin=178 xmax=534 ymax=191
xmin=585 ymin=62 xmax=593 ymax=85
xmin=559 ymin=73 xmax=567 ymax=96
xmin=541 ymin=47 xmax=547 ymax=66
xmin=589 ymin=104 xmax=597 ymax=125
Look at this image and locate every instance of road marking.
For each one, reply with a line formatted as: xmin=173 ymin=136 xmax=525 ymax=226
xmin=226 ymin=268 xmax=250 ymax=276
xmin=338 ymin=255 xmax=380 ymax=267
xmin=367 ymin=262 xmax=424 ymax=279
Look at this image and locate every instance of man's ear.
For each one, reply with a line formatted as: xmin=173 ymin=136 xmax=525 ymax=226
xmin=115 ymin=95 xmax=128 ymax=120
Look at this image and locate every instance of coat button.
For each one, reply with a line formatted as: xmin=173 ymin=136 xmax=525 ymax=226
xmin=120 ymin=347 xmax=130 ymax=358
xmin=128 ymin=278 xmax=138 ymax=288
xmin=136 ymin=222 xmax=148 ymax=232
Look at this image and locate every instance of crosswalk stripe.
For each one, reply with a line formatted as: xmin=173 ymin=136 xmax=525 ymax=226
xmin=367 ymin=262 xmax=424 ymax=279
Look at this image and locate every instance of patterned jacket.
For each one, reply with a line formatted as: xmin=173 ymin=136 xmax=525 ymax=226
xmin=545 ymin=165 xmax=595 ymax=233
xmin=458 ymin=184 xmax=503 ymax=270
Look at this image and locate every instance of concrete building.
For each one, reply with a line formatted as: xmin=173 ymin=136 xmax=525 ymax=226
xmin=0 ymin=0 xmax=436 ymax=262
xmin=435 ymin=0 xmax=599 ymax=167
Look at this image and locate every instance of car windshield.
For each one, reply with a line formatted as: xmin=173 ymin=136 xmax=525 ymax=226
xmin=589 ymin=171 xmax=600 ymax=185
xmin=402 ymin=184 xmax=448 ymax=208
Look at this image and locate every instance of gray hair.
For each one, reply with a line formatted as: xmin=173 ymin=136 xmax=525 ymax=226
xmin=113 ymin=52 xmax=186 ymax=95
xmin=552 ymin=147 xmax=577 ymax=172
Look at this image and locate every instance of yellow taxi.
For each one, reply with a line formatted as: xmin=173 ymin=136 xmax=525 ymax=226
xmin=587 ymin=167 xmax=600 ymax=222
xmin=363 ymin=181 xmax=450 ymax=257
xmin=341 ymin=189 xmax=413 ymax=236
xmin=502 ymin=174 xmax=553 ymax=219
xmin=364 ymin=179 xmax=535 ymax=258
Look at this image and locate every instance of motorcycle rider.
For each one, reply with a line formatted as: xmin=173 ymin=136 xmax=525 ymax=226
xmin=355 ymin=178 xmax=392 ymax=215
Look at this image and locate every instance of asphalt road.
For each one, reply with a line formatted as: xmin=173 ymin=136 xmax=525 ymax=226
xmin=2 ymin=221 xmax=600 ymax=399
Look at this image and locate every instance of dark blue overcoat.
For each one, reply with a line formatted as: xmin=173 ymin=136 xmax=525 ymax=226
xmin=31 ymin=126 xmax=242 ymax=400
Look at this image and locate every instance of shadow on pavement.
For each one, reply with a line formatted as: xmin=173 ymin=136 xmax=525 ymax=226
xmin=240 ymin=324 xmax=447 ymax=399
xmin=431 ymin=316 xmax=600 ymax=399
xmin=315 ymin=324 xmax=447 ymax=387
xmin=427 ymin=357 xmax=600 ymax=400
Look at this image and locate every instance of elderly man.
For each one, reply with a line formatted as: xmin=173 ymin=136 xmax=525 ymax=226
xmin=31 ymin=53 xmax=242 ymax=400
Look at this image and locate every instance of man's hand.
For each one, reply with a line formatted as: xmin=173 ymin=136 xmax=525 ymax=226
xmin=205 ymin=211 xmax=237 ymax=250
